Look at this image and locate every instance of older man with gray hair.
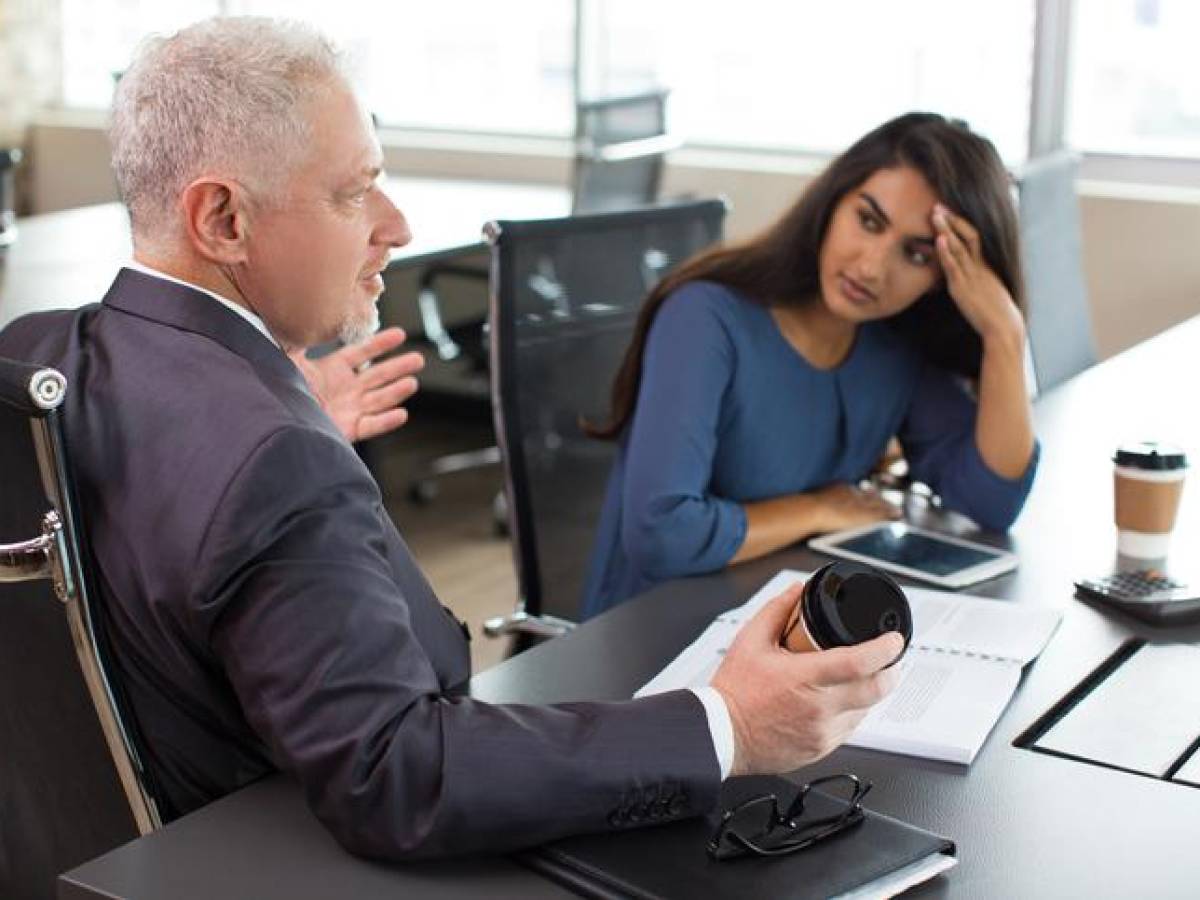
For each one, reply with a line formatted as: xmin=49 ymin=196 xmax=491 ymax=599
xmin=0 ymin=16 xmax=900 ymax=859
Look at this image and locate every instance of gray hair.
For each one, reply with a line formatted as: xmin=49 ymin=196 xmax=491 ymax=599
xmin=110 ymin=16 xmax=347 ymax=238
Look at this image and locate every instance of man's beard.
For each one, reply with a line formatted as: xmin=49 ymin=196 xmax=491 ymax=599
xmin=338 ymin=303 xmax=380 ymax=346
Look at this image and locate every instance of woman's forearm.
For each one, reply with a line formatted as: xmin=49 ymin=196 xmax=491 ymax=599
xmin=974 ymin=322 xmax=1036 ymax=479
xmin=730 ymin=494 xmax=829 ymax=564
xmin=730 ymin=484 xmax=899 ymax=565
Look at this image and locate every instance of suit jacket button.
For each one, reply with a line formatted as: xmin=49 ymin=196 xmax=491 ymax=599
xmin=607 ymin=810 xmax=623 ymax=827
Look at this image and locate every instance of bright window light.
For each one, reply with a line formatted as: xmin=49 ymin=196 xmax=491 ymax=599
xmin=1067 ymin=0 xmax=1200 ymax=159
xmin=589 ymin=0 xmax=1036 ymax=162
xmin=59 ymin=1 xmax=575 ymax=137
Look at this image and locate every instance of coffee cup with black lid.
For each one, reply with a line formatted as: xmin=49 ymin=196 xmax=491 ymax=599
xmin=1113 ymin=442 xmax=1187 ymax=559
xmin=780 ymin=561 xmax=913 ymax=662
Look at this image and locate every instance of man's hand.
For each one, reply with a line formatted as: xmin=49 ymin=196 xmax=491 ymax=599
xmin=290 ymin=327 xmax=424 ymax=443
xmin=711 ymin=583 xmax=903 ymax=777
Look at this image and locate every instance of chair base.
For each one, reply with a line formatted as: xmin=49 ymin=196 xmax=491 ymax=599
xmin=408 ymin=446 xmax=502 ymax=504
xmin=482 ymin=610 xmax=576 ymax=640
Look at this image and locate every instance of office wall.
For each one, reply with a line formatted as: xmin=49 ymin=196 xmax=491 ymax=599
xmin=27 ymin=112 xmax=116 ymax=211
xmin=24 ymin=117 xmax=1200 ymax=360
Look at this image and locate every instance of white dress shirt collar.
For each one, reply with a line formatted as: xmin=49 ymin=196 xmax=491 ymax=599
xmin=125 ymin=260 xmax=280 ymax=349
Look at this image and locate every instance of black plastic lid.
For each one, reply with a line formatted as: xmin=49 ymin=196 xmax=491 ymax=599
xmin=801 ymin=561 xmax=913 ymax=653
xmin=1113 ymin=442 xmax=1187 ymax=471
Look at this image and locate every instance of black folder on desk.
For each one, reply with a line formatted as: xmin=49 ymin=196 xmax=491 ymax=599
xmin=519 ymin=775 xmax=956 ymax=900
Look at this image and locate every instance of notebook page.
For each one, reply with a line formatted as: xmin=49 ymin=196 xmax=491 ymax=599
xmin=907 ymin=587 xmax=1061 ymax=665
xmin=847 ymin=652 xmax=1021 ymax=764
xmin=636 ymin=570 xmax=809 ymax=698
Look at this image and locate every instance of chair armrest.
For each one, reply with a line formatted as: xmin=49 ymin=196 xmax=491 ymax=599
xmin=578 ymin=134 xmax=683 ymax=164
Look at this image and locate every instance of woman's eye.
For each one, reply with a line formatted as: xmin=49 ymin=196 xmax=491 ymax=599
xmin=907 ymin=246 xmax=933 ymax=266
xmin=857 ymin=210 xmax=881 ymax=233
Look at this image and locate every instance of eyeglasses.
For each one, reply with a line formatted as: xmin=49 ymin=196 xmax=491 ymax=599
xmin=707 ymin=773 xmax=872 ymax=861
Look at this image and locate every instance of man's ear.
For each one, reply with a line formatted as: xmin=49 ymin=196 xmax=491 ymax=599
xmin=178 ymin=177 xmax=252 ymax=265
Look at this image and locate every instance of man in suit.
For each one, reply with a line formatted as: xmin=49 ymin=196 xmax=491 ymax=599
xmin=0 ymin=17 xmax=902 ymax=858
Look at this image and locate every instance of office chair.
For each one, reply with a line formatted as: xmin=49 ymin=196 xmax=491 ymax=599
xmin=482 ymin=198 xmax=727 ymax=640
xmin=1017 ymin=151 xmax=1097 ymax=395
xmin=0 ymin=356 xmax=160 ymax=900
xmin=0 ymin=146 xmax=19 ymax=247
xmin=571 ymin=89 xmax=679 ymax=213
xmin=408 ymin=90 xmax=680 ymax=508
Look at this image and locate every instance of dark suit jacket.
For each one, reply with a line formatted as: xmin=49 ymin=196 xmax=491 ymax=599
xmin=0 ymin=268 xmax=719 ymax=859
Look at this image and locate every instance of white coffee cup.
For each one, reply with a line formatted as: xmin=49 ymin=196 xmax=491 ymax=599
xmin=1113 ymin=442 xmax=1188 ymax=558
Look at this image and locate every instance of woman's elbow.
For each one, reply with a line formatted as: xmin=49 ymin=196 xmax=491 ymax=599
xmin=622 ymin=501 xmax=734 ymax=580
xmin=971 ymin=503 xmax=1022 ymax=533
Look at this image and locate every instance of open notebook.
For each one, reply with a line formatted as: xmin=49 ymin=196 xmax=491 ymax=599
xmin=638 ymin=570 xmax=1062 ymax=765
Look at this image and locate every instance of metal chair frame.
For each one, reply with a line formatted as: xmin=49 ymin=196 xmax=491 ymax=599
xmin=0 ymin=360 xmax=161 ymax=838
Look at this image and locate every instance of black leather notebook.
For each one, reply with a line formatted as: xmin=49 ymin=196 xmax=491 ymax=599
xmin=518 ymin=775 xmax=956 ymax=900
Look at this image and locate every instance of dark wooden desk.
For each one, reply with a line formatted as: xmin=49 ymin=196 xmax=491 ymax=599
xmin=58 ymin=319 xmax=1200 ymax=897
xmin=58 ymin=777 xmax=570 ymax=900
xmin=0 ymin=178 xmax=570 ymax=329
xmin=473 ymin=317 xmax=1200 ymax=897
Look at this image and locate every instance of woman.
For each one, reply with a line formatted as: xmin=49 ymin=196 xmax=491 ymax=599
xmin=581 ymin=112 xmax=1038 ymax=619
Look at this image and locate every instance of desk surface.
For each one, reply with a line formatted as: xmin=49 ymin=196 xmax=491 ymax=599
xmin=58 ymin=776 xmax=569 ymax=900
xmin=0 ymin=177 xmax=570 ymax=329
xmin=60 ymin=318 xmax=1200 ymax=898
xmin=474 ymin=316 xmax=1200 ymax=898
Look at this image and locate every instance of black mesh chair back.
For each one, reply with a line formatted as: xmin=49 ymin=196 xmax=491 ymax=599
xmin=1017 ymin=151 xmax=1097 ymax=394
xmin=485 ymin=199 xmax=726 ymax=633
xmin=407 ymin=91 xmax=678 ymax=508
xmin=572 ymin=89 xmax=679 ymax=215
xmin=0 ymin=356 xmax=159 ymax=900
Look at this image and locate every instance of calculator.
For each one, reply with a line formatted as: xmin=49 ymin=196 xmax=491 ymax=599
xmin=1074 ymin=569 xmax=1200 ymax=626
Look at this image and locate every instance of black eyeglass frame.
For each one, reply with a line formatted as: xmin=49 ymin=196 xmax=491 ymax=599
xmin=707 ymin=773 xmax=873 ymax=861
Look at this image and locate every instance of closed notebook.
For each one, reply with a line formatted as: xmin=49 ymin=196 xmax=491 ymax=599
xmin=518 ymin=775 xmax=956 ymax=900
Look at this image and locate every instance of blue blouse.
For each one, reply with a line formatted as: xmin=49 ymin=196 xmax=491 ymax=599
xmin=580 ymin=280 xmax=1038 ymax=619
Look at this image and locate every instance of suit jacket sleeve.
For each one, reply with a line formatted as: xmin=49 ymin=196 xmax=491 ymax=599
xmin=189 ymin=423 xmax=720 ymax=860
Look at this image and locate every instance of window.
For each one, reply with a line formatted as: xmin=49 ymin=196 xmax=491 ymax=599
xmin=1067 ymin=0 xmax=1200 ymax=159
xmin=60 ymin=0 xmax=219 ymax=109
xmin=54 ymin=0 xmax=1200 ymax=168
xmin=240 ymin=0 xmax=575 ymax=136
xmin=60 ymin=0 xmax=575 ymax=137
xmin=588 ymin=1 xmax=1037 ymax=162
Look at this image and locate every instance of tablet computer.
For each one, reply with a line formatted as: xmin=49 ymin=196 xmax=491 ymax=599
xmin=808 ymin=522 xmax=1017 ymax=589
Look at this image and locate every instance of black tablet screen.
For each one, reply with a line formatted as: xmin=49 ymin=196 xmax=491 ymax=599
xmin=837 ymin=527 xmax=999 ymax=576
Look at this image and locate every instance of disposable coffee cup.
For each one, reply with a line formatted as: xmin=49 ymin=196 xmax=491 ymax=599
xmin=1113 ymin=442 xmax=1187 ymax=558
xmin=780 ymin=561 xmax=912 ymax=660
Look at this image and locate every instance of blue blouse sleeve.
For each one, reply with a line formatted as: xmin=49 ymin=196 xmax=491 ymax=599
xmin=619 ymin=285 xmax=748 ymax=580
xmin=898 ymin=363 xmax=1039 ymax=532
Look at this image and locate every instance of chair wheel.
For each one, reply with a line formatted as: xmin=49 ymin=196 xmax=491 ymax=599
xmin=408 ymin=480 xmax=438 ymax=504
xmin=491 ymin=491 xmax=509 ymax=536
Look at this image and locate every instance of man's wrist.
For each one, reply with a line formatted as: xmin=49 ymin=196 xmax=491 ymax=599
xmin=691 ymin=685 xmax=736 ymax=780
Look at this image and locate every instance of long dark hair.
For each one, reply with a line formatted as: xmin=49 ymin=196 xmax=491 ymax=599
xmin=585 ymin=112 xmax=1025 ymax=440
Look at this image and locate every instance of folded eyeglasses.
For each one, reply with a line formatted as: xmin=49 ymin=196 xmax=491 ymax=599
xmin=707 ymin=773 xmax=872 ymax=861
